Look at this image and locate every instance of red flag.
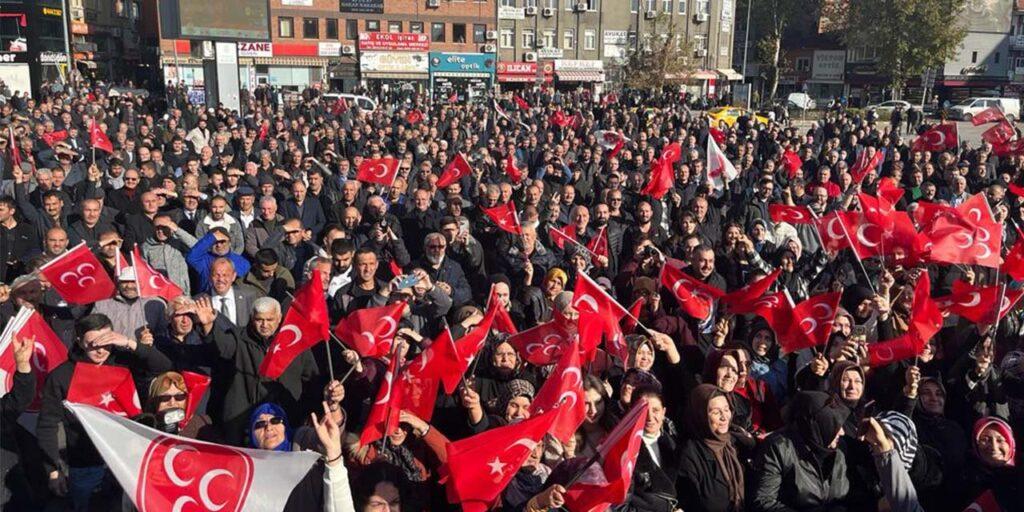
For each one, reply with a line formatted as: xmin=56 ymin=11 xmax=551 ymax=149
xmin=40 ymin=130 xmax=68 ymax=148
xmin=548 ymin=224 xmax=577 ymax=250
xmin=388 ymin=258 xmax=403 ymax=278
xmin=1008 ymin=183 xmax=1024 ymax=197
xmin=453 ymin=312 xmax=496 ymax=372
xmin=981 ymin=121 xmax=1016 ymax=146
xmin=769 ymin=204 xmax=814 ymax=225
xmin=721 ymin=269 xmax=782 ymax=310
xmin=971 ymin=107 xmax=1007 ymax=126
xmin=564 ymin=400 xmax=650 ymax=512
xmin=507 ymin=320 xmax=572 ymax=366
xmin=333 ymin=302 xmax=406 ymax=358
xmin=513 ymin=94 xmax=530 ymax=110
xmin=486 ymin=287 xmax=518 ymax=334
xmin=586 ymin=226 xmax=610 ymax=263
xmin=399 ymin=374 xmax=440 ymax=422
xmin=360 ymin=350 xmax=405 ymax=445
xmin=640 ymin=157 xmax=674 ymax=200
xmin=962 ymin=489 xmax=1002 ymax=512
xmin=529 ymin=337 xmax=585 ymax=443
xmin=1002 ymin=232 xmax=1024 ymax=282
xmin=778 ymin=292 xmax=841 ymax=354
xmin=912 ymin=123 xmax=958 ymax=152
xmin=936 ymin=281 xmax=1024 ymax=324
xmin=504 ymin=153 xmax=525 ymax=183
xmin=594 ymin=130 xmax=628 ymax=160
xmin=926 ymin=215 xmax=1002 ymax=268
xmin=782 ymin=149 xmax=802 ymax=178
xmin=850 ymin=148 xmax=884 ymax=184
xmin=573 ymin=272 xmax=630 ymax=361
xmin=707 ymin=135 xmax=738 ymax=190
xmin=621 ymin=297 xmax=646 ymax=335
xmin=88 ymin=119 xmax=114 ymax=153
xmin=259 ymin=269 xmax=331 ymax=379
xmin=6 ymin=128 xmax=20 ymax=170
xmin=573 ymin=271 xmax=629 ymax=319
xmin=405 ymin=109 xmax=424 ymax=124
xmin=257 ymin=121 xmax=270 ymax=141
xmin=661 ymin=142 xmax=682 ymax=164
xmin=180 ymin=371 xmax=210 ymax=430
xmin=730 ymin=291 xmax=794 ymax=329
xmin=868 ymin=273 xmax=943 ymax=367
xmin=38 ymin=242 xmax=116 ymax=304
xmin=131 ymin=248 xmax=183 ymax=302
xmin=710 ymin=126 xmax=727 ymax=145
xmin=331 ymin=98 xmax=349 ymax=115
xmin=994 ymin=137 xmax=1024 ymax=157
xmin=660 ymin=264 xmax=713 ymax=319
xmin=67 ymin=363 xmax=141 ymax=417
xmin=437 ymin=153 xmax=473 ymax=188
xmin=814 ymin=210 xmax=860 ymax=253
xmin=407 ymin=328 xmax=461 ymax=393
xmin=0 ymin=308 xmax=69 ymax=411
xmin=550 ymin=110 xmax=572 ymax=128
xmin=482 ymin=202 xmax=522 ymax=235
xmin=441 ymin=408 xmax=559 ymax=512
xmin=448 ymin=91 xmax=458 ymax=104
xmin=356 ymin=157 xmax=400 ymax=186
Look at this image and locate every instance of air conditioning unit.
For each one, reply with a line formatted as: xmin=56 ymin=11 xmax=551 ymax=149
xmin=524 ymin=52 xmax=538 ymax=62
xmin=542 ymin=7 xmax=554 ymax=16
xmin=694 ymin=12 xmax=709 ymax=22
xmin=483 ymin=44 xmax=496 ymax=53
xmin=574 ymin=2 xmax=587 ymax=11
xmin=486 ymin=30 xmax=498 ymax=40
xmin=525 ymin=6 xmax=538 ymax=15
xmin=427 ymin=0 xmax=440 ymax=7
xmin=695 ymin=48 xmax=708 ymax=57
xmin=71 ymin=7 xmax=85 ymax=20
xmin=645 ymin=10 xmax=657 ymax=19
xmin=341 ymin=45 xmax=355 ymax=55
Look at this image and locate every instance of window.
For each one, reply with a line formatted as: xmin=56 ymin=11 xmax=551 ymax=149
xmin=411 ymin=22 xmax=424 ymax=33
xmin=453 ymin=23 xmax=467 ymax=43
xmin=345 ymin=19 xmax=358 ymax=39
xmin=544 ymin=0 xmax=557 ymax=8
xmin=389 ymin=21 xmax=402 ymax=32
xmin=542 ymin=29 xmax=556 ymax=48
xmin=678 ymin=0 xmax=686 ymax=13
xmin=662 ymin=0 xmax=671 ymax=11
xmin=525 ymin=0 xmax=537 ymax=6
xmin=500 ymin=29 xmax=515 ymax=48
xmin=366 ymin=20 xmax=380 ymax=32
xmin=302 ymin=18 xmax=318 ymax=39
xmin=500 ymin=0 xmax=515 ymax=5
xmin=584 ymin=29 xmax=596 ymax=50
xmin=564 ymin=29 xmax=574 ymax=49
xmin=523 ymin=29 xmax=535 ymax=48
xmin=697 ymin=0 xmax=709 ymax=14
xmin=795 ymin=57 xmax=811 ymax=72
xmin=995 ymin=52 xmax=1000 ymax=64
xmin=326 ymin=19 xmax=338 ymax=39
xmin=631 ymin=0 xmax=639 ymax=12
xmin=432 ymin=22 xmax=445 ymax=42
xmin=473 ymin=24 xmax=487 ymax=43
xmin=587 ymin=0 xmax=598 ymax=10
xmin=278 ymin=17 xmax=294 ymax=38
xmin=693 ymin=34 xmax=706 ymax=51
xmin=645 ymin=0 xmax=655 ymax=11
xmin=971 ymin=51 xmax=978 ymax=64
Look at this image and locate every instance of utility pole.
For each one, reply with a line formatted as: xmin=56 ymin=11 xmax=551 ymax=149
xmin=61 ymin=0 xmax=74 ymax=88
xmin=741 ymin=0 xmax=751 ymax=106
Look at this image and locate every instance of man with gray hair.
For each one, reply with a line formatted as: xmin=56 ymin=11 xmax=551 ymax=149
xmin=244 ymin=195 xmax=283 ymax=258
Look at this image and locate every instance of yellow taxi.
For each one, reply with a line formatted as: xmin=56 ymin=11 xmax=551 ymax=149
xmin=706 ymin=106 xmax=771 ymax=128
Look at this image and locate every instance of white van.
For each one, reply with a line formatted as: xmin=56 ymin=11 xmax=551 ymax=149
xmin=786 ymin=92 xmax=816 ymax=110
xmin=948 ymin=97 xmax=1021 ymax=122
xmin=322 ymin=93 xmax=377 ymax=112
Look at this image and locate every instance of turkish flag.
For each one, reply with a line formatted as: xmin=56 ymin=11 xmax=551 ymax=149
xmin=360 ymin=350 xmax=405 ymax=445
xmin=912 ymin=123 xmax=958 ymax=152
xmin=661 ymin=142 xmax=683 ymax=165
xmin=962 ymin=489 xmax=1002 ymax=512
xmin=956 ymin=193 xmax=996 ymax=224
xmin=1007 ymin=183 xmax=1024 ymax=197
xmin=586 ymin=226 xmax=610 ymax=263
xmin=573 ymin=271 xmax=629 ymax=319
xmin=482 ymin=202 xmax=523 ymax=235
xmin=640 ymin=156 xmax=674 ymax=200
xmin=486 ymin=286 xmax=518 ymax=334
xmin=548 ymin=224 xmax=577 ymax=250
xmin=41 ymin=130 xmax=68 ymax=148
xmin=660 ymin=263 xmax=713 ymax=319
xmin=332 ymin=98 xmax=349 ymax=115
xmin=400 ymin=373 xmax=440 ymax=422
xmin=67 ymin=363 xmax=142 ymax=417
xmin=993 ymin=137 xmax=1024 ymax=157
xmin=769 ymin=204 xmax=814 ymax=225
xmin=729 ymin=291 xmax=794 ymax=330
xmin=355 ymin=157 xmax=400 ymax=186
xmin=257 ymin=121 xmax=270 ymax=141
xmin=710 ymin=126 xmax=727 ymax=145
xmin=453 ymin=311 xmax=494 ymax=373
xmin=814 ymin=210 xmax=859 ymax=253
xmin=850 ymin=147 xmax=884 ymax=184
xmin=504 ymin=154 xmax=526 ymax=183
xmin=259 ymin=269 xmax=331 ymax=379
xmin=721 ymin=269 xmax=782 ymax=311
xmin=981 ymin=121 xmax=1016 ymax=146
xmin=621 ymin=297 xmax=646 ymax=335
xmin=913 ymin=201 xmax=956 ymax=228
xmin=0 ymin=307 xmax=69 ymax=411
xmin=529 ymin=337 xmax=585 ymax=443
xmin=1002 ymin=232 xmax=1024 ymax=281
xmin=67 ymin=403 xmax=318 ymax=512
xmin=180 ymin=371 xmax=211 ymax=430
xmin=594 ymin=130 xmax=628 ymax=159
xmin=707 ymin=135 xmax=738 ymax=190
xmin=782 ymin=149 xmax=802 ymax=178
xmin=88 ymin=120 xmax=114 ymax=153
xmin=507 ymin=320 xmax=572 ymax=366
xmin=405 ymin=109 xmax=424 ymax=124
xmin=132 ymin=248 xmax=184 ymax=302
xmin=38 ymin=242 xmax=115 ymax=304
xmin=971 ymin=107 xmax=1007 ymax=126
xmin=926 ymin=215 xmax=1002 ymax=268
xmin=868 ymin=273 xmax=943 ymax=368
xmin=436 ymin=152 xmax=473 ymax=188
xmin=407 ymin=328 xmax=460 ymax=391
xmin=333 ymin=302 xmax=406 ymax=358
xmin=564 ymin=400 xmax=650 ymax=512
xmin=779 ymin=292 xmax=841 ymax=354
xmin=513 ymin=94 xmax=531 ymax=110
xmin=936 ymin=281 xmax=1024 ymax=324
xmin=441 ymin=408 xmax=560 ymax=512
xmin=550 ymin=110 xmax=572 ymax=128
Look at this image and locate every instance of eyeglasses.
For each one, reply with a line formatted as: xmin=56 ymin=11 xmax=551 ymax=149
xmin=124 ymin=177 xmax=139 ymax=182
xmin=156 ymin=393 xmax=187 ymax=403
xmin=426 ymin=244 xmax=445 ymax=249
xmin=253 ymin=416 xmax=284 ymax=430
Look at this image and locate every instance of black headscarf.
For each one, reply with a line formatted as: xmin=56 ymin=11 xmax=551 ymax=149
xmin=789 ymin=391 xmax=851 ymax=459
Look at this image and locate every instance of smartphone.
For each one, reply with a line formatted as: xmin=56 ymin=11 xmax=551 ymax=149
xmin=851 ymin=326 xmax=867 ymax=339
xmin=396 ymin=274 xmax=420 ymax=289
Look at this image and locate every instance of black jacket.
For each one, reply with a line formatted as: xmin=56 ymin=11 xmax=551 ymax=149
xmin=1 ymin=369 xmax=37 ymax=507
xmin=677 ymin=437 xmax=740 ymax=512
xmin=623 ymin=432 xmax=680 ymax=512
xmin=750 ymin=429 xmax=855 ymax=511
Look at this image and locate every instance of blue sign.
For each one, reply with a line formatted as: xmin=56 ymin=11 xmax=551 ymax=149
xmin=429 ymin=53 xmax=495 ymax=76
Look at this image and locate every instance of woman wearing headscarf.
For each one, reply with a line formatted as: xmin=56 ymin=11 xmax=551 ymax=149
xmin=750 ymin=391 xmax=862 ymax=511
xmin=677 ymin=384 xmax=745 ymax=512
xmin=463 ymin=378 xmax=535 ymax=433
xmin=861 ymin=412 xmax=925 ymax=512
xmin=958 ymin=416 xmax=1023 ymax=510
xmin=774 ymin=235 xmax=828 ymax=303
xmin=743 ymin=320 xmax=789 ymax=406
xmin=701 ymin=350 xmax=752 ymax=433
xmin=840 ymin=283 xmax=881 ymax=341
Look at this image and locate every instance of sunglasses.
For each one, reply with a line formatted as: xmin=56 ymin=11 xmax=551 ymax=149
xmin=253 ymin=416 xmax=284 ymax=430
xmin=156 ymin=393 xmax=187 ymax=403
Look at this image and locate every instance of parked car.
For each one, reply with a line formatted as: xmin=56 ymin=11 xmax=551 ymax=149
xmin=865 ymin=100 xmax=912 ymax=115
xmin=706 ymin=106 xmax=771 ymax=128
xmin=322 ymin=93 xmax=378 ymax=111
xmin=948 ymin=97 xmax=1021 ymax=122
xmin=786 ymin=92 xmax=816 ymax=110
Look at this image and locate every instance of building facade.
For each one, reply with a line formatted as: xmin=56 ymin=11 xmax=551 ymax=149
xmin=69 ymin=0 xmax=142 ymax=81
xmin=0 ymin=0 xmax=74 ymax=97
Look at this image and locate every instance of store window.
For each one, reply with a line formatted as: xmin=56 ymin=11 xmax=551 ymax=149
xmin=432 ymin=22 xmax=446 ymax=42
xmin=278 ymin=17 xmax=294 ymax=38
xmin=302 ymin=18 xmax=318 ymax=39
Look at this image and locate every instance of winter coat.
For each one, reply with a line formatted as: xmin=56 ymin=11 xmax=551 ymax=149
xmin=141 ymin=228 xmax=198 ymax=297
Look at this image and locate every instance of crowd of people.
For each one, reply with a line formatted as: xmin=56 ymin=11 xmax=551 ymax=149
xmin=0 ymin=78 xmax=1023 ymax=512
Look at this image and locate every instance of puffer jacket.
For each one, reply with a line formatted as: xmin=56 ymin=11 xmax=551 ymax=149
xmin=141 ymin=228 xmax=197 ymax=297
xmin=750 ymin=429 xmax=854 ymax=511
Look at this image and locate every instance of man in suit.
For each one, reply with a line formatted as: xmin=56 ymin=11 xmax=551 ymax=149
xmin=281 ymin=180 xmax=325 ymax=238
xmin=201 ymin=257 xmax=261 ymax=328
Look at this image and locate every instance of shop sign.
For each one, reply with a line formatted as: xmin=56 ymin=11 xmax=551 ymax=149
xmin=237 ymin=42 xmax=272 ymax=58
xmin=554 ymin=59 xmax=604 ymax=71
xmin=358 ymin=32 xmax=430 ymax=52
xmin=318 ymin=42 xmax=342 ymax=57
xmin=497 ymin=61 xmax=537 ymax=74
xmin=499 ymin=6 xmax=526 ymax=19
xmin=281 ymin=0 xmax=313 ymax=5
xmin=39 ymin=52 xmax=66 ymax=64
xmin=811 ymin=50 xmax=845 ymax=82
xmin=340 ymin=0 xmax=383 ymax=14
xmin=360 ymin=52 xmax=429 ymax=73
xmin=42 ymin=7 xmax=63 ymax=17
xmin=603 ymin=30 xmax=628 ymax=45
xmin=429 ymin=52 xmax=494 ymax=75
xmin=537 ymin=47 xmax=563 ymax=59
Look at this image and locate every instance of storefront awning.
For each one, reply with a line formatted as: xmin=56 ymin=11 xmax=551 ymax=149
xmin=362 ymin=72 xmax=429 ymax=80
xmin=76 ymin=60 xmax=97 ymax=69
xmin=432 ymin=71 xmax=493 ymax=79
xmin=689 ymin=69 xmax=718 ymax=80
xmin=556 ymin=70 xmax=604 ymax=82
xmin=717 ymin=68 xmax=743 ymax=81
xmin=253 ymin=57 xmax=327 ymax=67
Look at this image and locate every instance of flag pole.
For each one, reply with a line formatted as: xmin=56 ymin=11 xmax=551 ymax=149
xmin=285 ymin=289 xmax=335 ymax=382
xmin=834 ymin=211 xmax=878 ymax=294
xmin=562 ymin=449 xmax=603 ymax=489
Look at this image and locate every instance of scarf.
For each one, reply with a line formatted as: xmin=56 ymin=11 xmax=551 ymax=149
xmin=687 ymin=384 xmax=744 ymax=511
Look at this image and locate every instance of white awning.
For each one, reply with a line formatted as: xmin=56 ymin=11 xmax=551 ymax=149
xmin=717 ymin=68 xmax=744 ymax=81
